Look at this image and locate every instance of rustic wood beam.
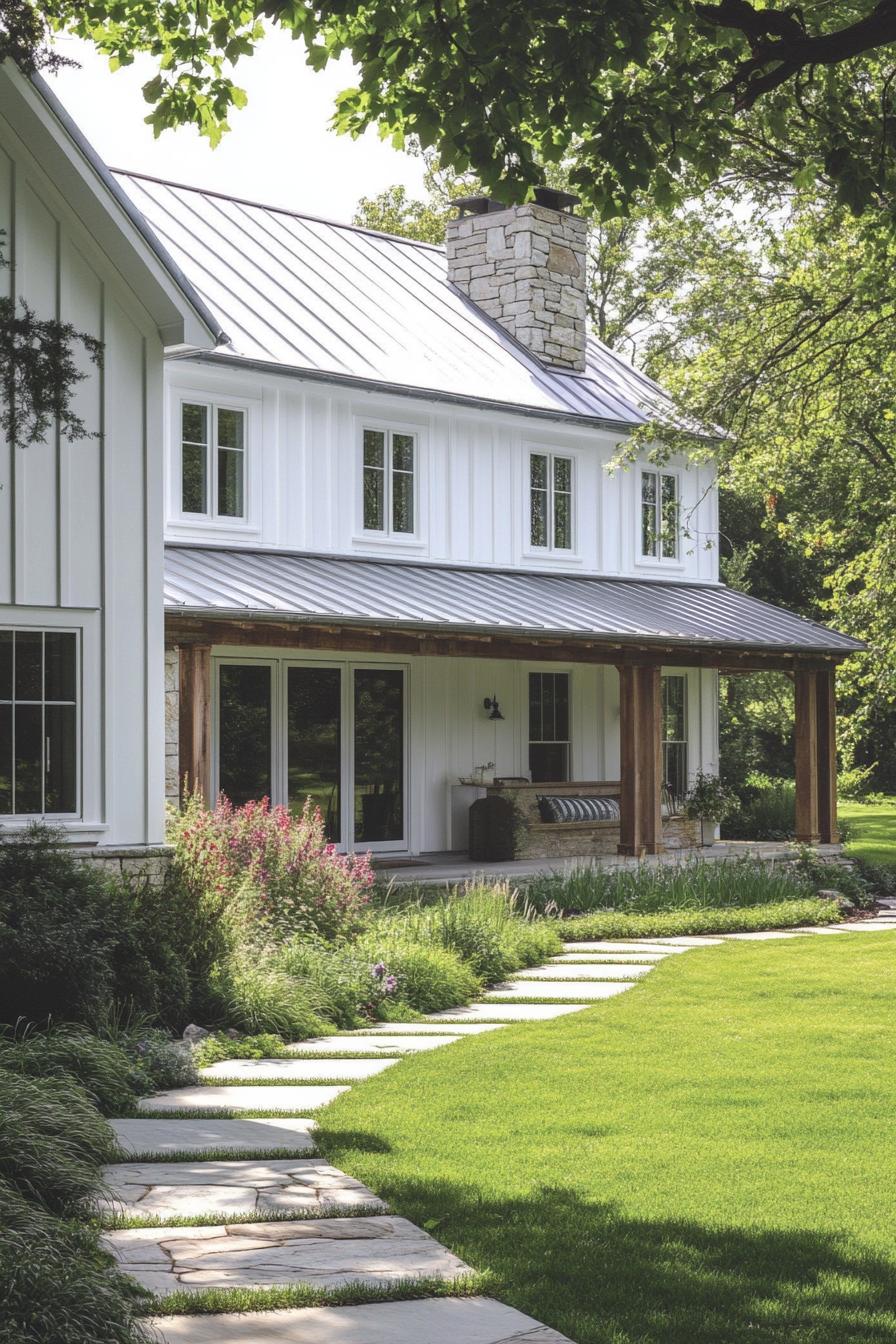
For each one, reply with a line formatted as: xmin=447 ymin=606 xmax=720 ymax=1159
xmin=164 ymin=614 xmax=845 ymax=674
xmin=816 ymin=666 xmax=839 ymax=845
xmin=178 ymin=644 xmax=212 ymax=804
xmin=794 ymin=667 xmax=820 ymax=844
xmin=617 ymin=663 xmax=663 ymax=857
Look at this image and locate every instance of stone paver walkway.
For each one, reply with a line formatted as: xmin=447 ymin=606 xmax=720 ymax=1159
xmin=104 ymin=909 xmax=896 ymax=1343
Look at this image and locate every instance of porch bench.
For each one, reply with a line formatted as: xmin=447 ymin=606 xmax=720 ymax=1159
xmin=471 ymin=780 xmax=699 ymax=861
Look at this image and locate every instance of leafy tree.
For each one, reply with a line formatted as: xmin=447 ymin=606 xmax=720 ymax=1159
xmin=4 ymin=0 xmax=895 ymax=216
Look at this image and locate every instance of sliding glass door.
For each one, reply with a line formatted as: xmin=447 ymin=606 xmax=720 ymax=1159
xmin=217 ymin=659 xmax=406 ymax=851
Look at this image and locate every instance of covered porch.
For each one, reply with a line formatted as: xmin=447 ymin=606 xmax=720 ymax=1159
xmin=165 ymin=545 xmax=862 ymax=859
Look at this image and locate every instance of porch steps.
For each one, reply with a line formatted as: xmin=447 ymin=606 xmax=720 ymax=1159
xmin=103 ymin=914 xmax=896 ymax=1341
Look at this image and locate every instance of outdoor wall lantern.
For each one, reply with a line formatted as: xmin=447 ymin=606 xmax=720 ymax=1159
xmin=483 ymin=695 xmax=505 ymax=721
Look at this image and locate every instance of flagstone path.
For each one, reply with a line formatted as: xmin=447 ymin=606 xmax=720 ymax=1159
xmin=101 ymin=909 xmax=896 ymax=1343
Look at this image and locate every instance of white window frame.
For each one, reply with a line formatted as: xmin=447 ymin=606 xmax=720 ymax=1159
xmin=358 ymin=422 xmax=420 ymax=541
xmin=173 ymin=395 xmax=254 ymax=528
xmin=526 ymin=449 xmax=576 ymax=555
xmin=527 ymin=668 xmax=573 ymax=782
xmin=0 ymin=625 xmax=81 ymax=822
xmin=638 ymin=465 xmax=682 ymax=565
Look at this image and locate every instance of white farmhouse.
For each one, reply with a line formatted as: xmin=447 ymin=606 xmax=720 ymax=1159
xmin=1 ymin=66 xmax=861 ymax=867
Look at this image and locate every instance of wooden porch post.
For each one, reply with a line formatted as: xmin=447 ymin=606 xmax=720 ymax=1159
xmin=816 ymin=665 xmax=839 ymax=844
xmin=178 ymin=644 xmax=212 ymax=804
xmin=794 ymin=666 xmax=819 ymax=843
xmin=618 ymin=664 xmax=663 ymax=857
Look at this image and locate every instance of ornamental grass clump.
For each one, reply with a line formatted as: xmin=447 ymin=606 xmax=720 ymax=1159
xmin=278 ymin=939 xmax=400 ymax=1029
xmin=171 ymin=795 xmax=374 ymax=943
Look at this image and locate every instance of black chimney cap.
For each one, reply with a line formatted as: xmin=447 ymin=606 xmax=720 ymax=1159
xmin=533 ymin=186 xmax=581 ymax=214
xmin=452 ymin=195 xmax=508 ymax=217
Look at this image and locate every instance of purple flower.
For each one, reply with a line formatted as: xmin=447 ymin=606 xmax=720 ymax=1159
xmin=384 ymin=975 xmax=398 ymax=994
xmin=371 ymin=961 xmax=387 ymax=980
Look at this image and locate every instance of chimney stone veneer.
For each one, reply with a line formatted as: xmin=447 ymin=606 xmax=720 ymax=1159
xmin=446 ymin=202 xmax=588 ymax=373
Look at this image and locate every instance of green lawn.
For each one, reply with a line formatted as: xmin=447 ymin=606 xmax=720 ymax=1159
xmin=840 ymin=797 xmax=896 ymax=868
xmin=319 ymin=936 xmax=896 ymax=1343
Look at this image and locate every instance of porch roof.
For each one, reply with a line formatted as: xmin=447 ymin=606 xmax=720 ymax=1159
xmin=164 ymin=545 xmax=862 ymax=658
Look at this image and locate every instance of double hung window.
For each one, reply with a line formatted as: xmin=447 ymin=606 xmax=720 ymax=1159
xmin=530 ymin=452 xmax=573 ymax=551
xmin=181 ymin=401 xmax=246 ymax=520
xmin=641 ymin=469 xmax=679 ymax=560
xmin=0 ymin=630 xmax=78 ymax=816
xmin=529 ymin=672 xmax=571 ymax=782
xmin=661 ymin=674 xmax=688 ymax=809
xmin=363 ymin=428 xmax=416 ymax=535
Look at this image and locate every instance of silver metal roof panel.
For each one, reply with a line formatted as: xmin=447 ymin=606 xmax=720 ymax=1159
xmin=164 ymin=546 xmax=862 ymax=655
xmin=113 ymin=171 xmax=683 ymax=431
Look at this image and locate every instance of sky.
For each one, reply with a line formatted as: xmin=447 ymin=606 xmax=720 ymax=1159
xmin=47 ymin=29 xmax=427 ymax=224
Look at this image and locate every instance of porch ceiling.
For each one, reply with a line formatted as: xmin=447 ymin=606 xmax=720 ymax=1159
xmin=164 ymin=545 xmax=862 ymax=658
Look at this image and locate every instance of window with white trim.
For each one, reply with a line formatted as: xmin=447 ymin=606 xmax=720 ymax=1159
xmin=529 ymin=672 xmax=571 ymax=781
xmin=641 ymin=469 xmax=679 ymax=560
xmin=181 ymin=401 xmax=246 ymax=520
xmin=0 ymin=630 xmax=78 ymax=816
xmin=362 ymin=428 xmax=416 ymax=534
xmin=530 ymin=452 xmax=573 ymax=550
xmin=661 ymin=674 xmax=688 ymax=809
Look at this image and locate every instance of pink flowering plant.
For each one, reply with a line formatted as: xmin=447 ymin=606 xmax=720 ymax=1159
xmin=170 ymin=793 xmax=374 ymax=943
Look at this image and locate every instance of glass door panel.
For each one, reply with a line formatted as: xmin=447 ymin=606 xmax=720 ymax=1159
xmin=353 ymin=668 xmax=404 ymax=845
xmin=219 ymin=664 xmax=272 ymax=806
xmin=287 ymin=666 xmax=342 ymax=843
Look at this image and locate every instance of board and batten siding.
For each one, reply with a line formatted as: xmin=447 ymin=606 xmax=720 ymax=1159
xmin=164 ymin=361 xmax=720 ymax=583
xmin=0 ymin=123 xmax=165 ymax=846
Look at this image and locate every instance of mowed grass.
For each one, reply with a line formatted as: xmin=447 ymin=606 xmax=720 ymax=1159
xmin=318 ymin=935 xmax=896 ymax=1344
xmin=841 ymin=797 xmax=896 ymax=868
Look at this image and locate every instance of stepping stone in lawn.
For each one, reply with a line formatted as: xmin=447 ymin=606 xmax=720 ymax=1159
xmin=97 ymin=1159 xmax=383 ymax=1221
xmin=112 ymin=1118 xmax=318 ymax=1158
xmin=837 ymin=920 xmax=896 ymax=932
xmin=200 ymin=1058 xmax=398 ymax=1082
xmin=483 ymin=979 xmax=635 ymax=1000
xmin=288 ymin=1035 xmax=466 ymax=1055
xmin=646 ymin=936 xmax=728 ymax=946
xmin=148 ymin=1295 xmax=576 ymax=1342
xmin=426 ymin=1002 xmax=592 ymax=1022
xmin=562 ymin=941 xmax=690 ymax=954
xmin=552 ymin=951 xmax=669 ymax=962
xmin=350 ymin=1022 xmax=506 ymax=1034
xmin=138 ymin=1086 xmax=347 ymax=1114
xmin=512 ymin=963 xmax=653 ymax=980
xmin=721 ymin=930 xmax=806 ymax=940
xmin=104 ymin=1215 xmax=471 ymax=1295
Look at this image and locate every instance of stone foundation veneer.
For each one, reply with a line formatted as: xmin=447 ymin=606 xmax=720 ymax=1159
xmin=446 ymin=203 xmax=588 ymax=372
xmin=69 ymin=845 xmax=172 ymax=886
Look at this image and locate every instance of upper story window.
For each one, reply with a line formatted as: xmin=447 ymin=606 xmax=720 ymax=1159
xmin=363 ymin=428 xmax=416 ymax=535
xmin=1 ymin=630 xmax=78 ymax=817
xmin=641 ymin=468 xmax=679 ymax=561
xmin=530 ymin=452 xmax=572 ymax=551
xmin=181 ymin=401 xmax=246 ymax=520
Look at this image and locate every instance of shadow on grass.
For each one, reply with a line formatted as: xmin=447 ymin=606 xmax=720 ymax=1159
xmin=317 ymin=1139 xmax=896 ymax=1344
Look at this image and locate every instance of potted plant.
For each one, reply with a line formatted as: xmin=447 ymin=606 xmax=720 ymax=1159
xmin=684 ymin=771 xmax=738 ymax=845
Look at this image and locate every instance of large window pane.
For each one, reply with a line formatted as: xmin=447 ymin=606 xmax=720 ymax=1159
xmin=15 ymin=631 xmax=42 ymax=701
xmin=288 ymin=667 xmax=341 ymax=843
xmin=392 ymin=468 xmax=414 ymax=534
xmin=661 ymin=473 xmax=678 ymax=558
xmin=0 ymin=705 xmax=11 ymax=813
xmin=45 ymin=704 xmax=77 ymax=813
xmin=44 ymin=632 xmax=77 ymax=702
xmin=662 ymin=674 xmax=688 ymax=808
xmin=217 ymin=408 xmax=244 ymax=451
xmin=218 ymin=448 xmax=244 ymax=518
xmin=14 ymin=704 xmax=42 ymax=814
xmin=219 ymin=665 xmax=272 ymax=807
xmin=0 ymin=632 xmax=11 ymax=700
xmin=641 ymin=471 xmax=658 ymax=557
xmin=354 ymin=669 xmax=403 ymax=843
xmin=363 ymin=430 xmax=386 ymax=531
xmin=553 ymin=489 xmax=571 ymax=550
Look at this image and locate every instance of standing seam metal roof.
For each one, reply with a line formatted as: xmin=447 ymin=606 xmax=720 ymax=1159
xmin=164 ymin=546 xmax=863 ymax=655
xmin=113 ymin=170 xmax=683 ymax=429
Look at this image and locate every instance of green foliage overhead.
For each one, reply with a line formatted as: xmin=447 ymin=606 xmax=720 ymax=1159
xmin=7 ymin=0 xmax=894 ymax=216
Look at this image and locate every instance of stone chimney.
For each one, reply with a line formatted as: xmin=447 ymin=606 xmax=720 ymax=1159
xmin=445 ymin=187 xmax=588 ymax=373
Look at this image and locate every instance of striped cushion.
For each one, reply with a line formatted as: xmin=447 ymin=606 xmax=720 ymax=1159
xmin=537 ymin=794 xmax=621 ymax=823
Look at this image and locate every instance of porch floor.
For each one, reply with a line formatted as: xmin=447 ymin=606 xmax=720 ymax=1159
xmin=373 ymin=841 xmax=845 ymax=887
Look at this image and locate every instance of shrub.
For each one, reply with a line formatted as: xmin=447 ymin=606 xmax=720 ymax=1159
xmin=207 ymin=948 xmax=329 ymax=1041
xmin=522 ymin=857 xmax=816 ymax=917
xmin=359 ymin=934 xmax=481 ymax=1013
xmin=0 ymin=1185 xmax=150 ymax=1344
xmin=722 ymin=774 xmax=796 ymax=841
xmin=278 ymin=939 xmax=399 ymax=1029
xmin=0 ymin=1029 xmax=139 ymax=1118
xmin=559 ymin=897 xmax=840 ymax=941
xmin=192 ymin=1032 xmax=292 ymax=1066
xmin=170 ymin=795 xmax=374 ymax=944
xmin=0 ymin=826 xmax=190 ymax=1029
